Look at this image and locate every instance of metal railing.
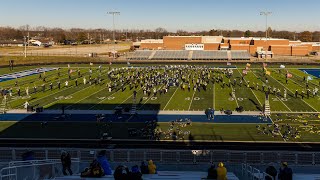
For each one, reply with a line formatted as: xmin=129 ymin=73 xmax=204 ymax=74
xmin=242 ymin=163 xmax=274 ymax=180
xmin=0 ymin=159 xmax=80 ymax=180
xmin=1 ymin=148 xmax=320 ymax=166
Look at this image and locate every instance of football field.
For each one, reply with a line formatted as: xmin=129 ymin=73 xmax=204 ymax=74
xmin=0 ymin=63 xmax=319 ymax=143
xmin=0 ymin=64 xmax=319 ymax=112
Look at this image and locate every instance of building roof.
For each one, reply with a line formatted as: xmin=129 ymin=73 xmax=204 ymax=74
xmin=141 ymin=39 xmax=163 ymax=43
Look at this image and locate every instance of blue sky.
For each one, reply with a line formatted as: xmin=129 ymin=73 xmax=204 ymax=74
xmin=0 ymin=0 xmax=319 ymax=32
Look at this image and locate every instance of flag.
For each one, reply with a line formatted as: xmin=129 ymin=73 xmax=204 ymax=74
xmin=89 ymin=62 xmax=93 ymax=66
xmin=69 ymin=69 xmax=74 ymax=73
xmin=287 ymin=73 xmax=292 ymax=78
xmin=266 ymin=71 xmax=271 ymax=75
xmin=67 ymin=64 xmax=70 ymax=68
xmin=246 ymin=63 xmax=251 ymax=67
xmin=242 ymin=69 xmax=247 ymax=75
xmin=109 ymin=62 xmax=112 ymax=65
xmin=227 ymin=62 xmax=231 ymax=66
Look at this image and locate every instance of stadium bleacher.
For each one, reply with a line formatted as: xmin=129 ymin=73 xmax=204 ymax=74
xmin=127 ymin=50 xmax=153 ymax=60
xmin=2 ymin=148 xmax=320 ymax=180
xmin=127 ymin=50 xmax=250 ymax=60
xmin=230 ymin=50 xmax=251 ymax=60
xmin=151 ymin=50 xmax=190 ymax=60
xmin=53 ymin=171 xmax=239 ymax=180
xmin=192 ymin=50 xmax=229 ymax=60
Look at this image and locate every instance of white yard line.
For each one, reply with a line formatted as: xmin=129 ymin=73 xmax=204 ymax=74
xmin=230 ymin=85 xmax=239 ymax=107
xmin=42 ymin=70 xmax=109 ymax=108
xmin=269 ymin=116 xmax=287 ymax=142
xmin=88 ymin=90 xmax=120 ymax=110
xmin=188 ymin=90 xmax=196 ymax=111
xmin=275 ymin=96 xmax=292 ymax=112
xmin=251 ymin=70 xmax=292 ymax=112
xmin=236 ymin=68 xmax=262 ymax=106
xmin=65 ymin=86 xmax=108 ymax=109
xmin=138 ymin=85 xmax=164 ymax=110
xmin=213 ymin=82 xmax=215 ymax=109
xmin=268 ymin=73 xmax=318 ymax=112
xmin=289 ymin=71 xmax=319 ymax=87
xmin=163 ymin=87 xmax=179 ymax=110
xmin=89 ymin=87 xmax=142 ymax=110
xmin=44 ymin=84 xmax=95 ymax=108
xmin=9 ymin=69 xmax=106 ymax=105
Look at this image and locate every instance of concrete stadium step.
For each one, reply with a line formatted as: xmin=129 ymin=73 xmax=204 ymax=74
xmin=188 ymin=51 xmax=193 ymax=60
xmin=52 ymin=171 xmax=239 ymax=180
xmin=264 ymin=99 xmax=271 ymax=116
xmin=227 ymin=50 xmax=232 ymax=60
xmin=254 ymin=173 xmax=320 ymax=180
xmin=148 ymin=51 xmax=157 ymax=60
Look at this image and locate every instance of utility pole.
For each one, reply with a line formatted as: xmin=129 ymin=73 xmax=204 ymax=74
xmin=107 ymin=11 xmax=120 ymax=63
xmin=260 ymin=11 xmax=272 ymax=58
xmin=24 ymin=36 xmax=27 ymax=58
xmin=24 ymin=25 xmax=30 ymax=58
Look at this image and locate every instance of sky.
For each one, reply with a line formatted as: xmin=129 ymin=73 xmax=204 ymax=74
xmin=0 ymin=0 xmax=319 ymax=32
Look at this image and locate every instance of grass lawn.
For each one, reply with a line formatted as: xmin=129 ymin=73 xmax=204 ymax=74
xmin=0 ymin=63 xmax=319 ymax=142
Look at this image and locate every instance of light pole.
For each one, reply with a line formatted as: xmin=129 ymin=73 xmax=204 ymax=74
xmin=107 ymin=11 xmax=120 ymax=63
xmin=24 ymin=36 xmax=27 ymax=58
xmin=260 ymin=11 xmax=272 ymax=39
xmin=260 ymin=11 xmax=272 ymax=58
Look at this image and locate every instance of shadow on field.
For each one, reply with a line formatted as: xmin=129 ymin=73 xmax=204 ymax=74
xmin=249 ymin=98 xmax=262 ymax=111
xmin=0 ymin=103 xmax=163 ymax=140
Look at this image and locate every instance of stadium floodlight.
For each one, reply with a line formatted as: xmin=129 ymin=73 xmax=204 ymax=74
xmin=107 ymin=11 xmax=120 ymax=62
xmin=260 ymin=11 xmax=272 ymax=39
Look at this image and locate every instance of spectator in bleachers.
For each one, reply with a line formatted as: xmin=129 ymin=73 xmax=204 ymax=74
xmin=265 ymin=162 xmax=277 ymax=180
xmin=81 ymin=159 xmax=104 ymax=178
xmin=22 ymin=150 xmax=34 ymax=161
xmin=216 ymin=162 xmax=227 ymax=180
xmin=140 ymin=161 xmax=149 ymax=174
xmin=96 ymin=150 xmax=112 ymax=175
xmin=207 ymin=164 xmax=217 ymax=179
xmin=128 ymin=165 xmax=143 ymax=180
xmin=61 ymin=150 xmax=73 ymax=176
xmin=278 ymin=162 xmax=293 ymax=180
xmin=114 ymin=165 xmax=129 ymax=180
xmin=148 ymin=160 xmax=157 ymax=174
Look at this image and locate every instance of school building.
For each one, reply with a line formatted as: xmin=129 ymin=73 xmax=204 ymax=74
xmin=139 ymin=36 xmax=320 ymax=57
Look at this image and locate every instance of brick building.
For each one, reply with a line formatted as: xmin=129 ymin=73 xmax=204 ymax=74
xmin=139 ymin=36 xmax=319 ymax=57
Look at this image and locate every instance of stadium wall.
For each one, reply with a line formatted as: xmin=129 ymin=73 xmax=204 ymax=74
xmin=163 ymin=36 xmax=202 ymax=50
xmin=292 ymin=46 xmax=309 ymax=56
xmin=138 ymin=36 xmax=315 ymax=56
xmin=140 ymin=43 xmax=163 ymax=50
xmin=230 ymin=44 xmax=250 ymax=51
xmin=312 ymin=45 xmax=320 ymax=52
xmin=270 ymin=45 xmax=292 ymax=56
xmin=228 ymin=39 xmax=252 ymax=45
xmin=204 ymin=43 xmax=220 ymax=50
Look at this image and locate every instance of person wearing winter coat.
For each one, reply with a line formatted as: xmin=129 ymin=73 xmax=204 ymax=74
xmin=278 ymin=162 xmax=293 ymax=180
xmin=265 ymin=163 xmax=277 ymax=180
xmin=140 ymin=161 xmax=149 ymax=174
xmin=96 ymin=150 xmax=112 ymax=175
xmin=128 ymin=165 xmax=142 ymax=180
xmin=216 ymin=162 xmax=227 ymax=180
xmin=207 ymin=164 xmax=218 ymax=179
xmin=148 ymin=160 xmax=157 ymax=174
